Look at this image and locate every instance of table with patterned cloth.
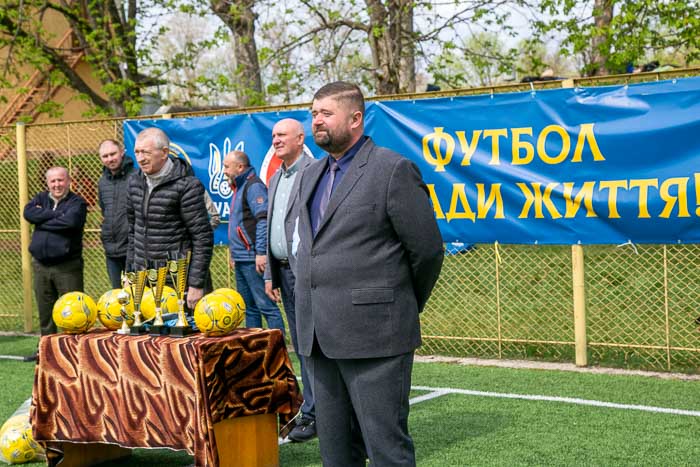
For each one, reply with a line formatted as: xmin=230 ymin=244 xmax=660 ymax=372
xmin=30 ymin=328 xmax=302 ymax=467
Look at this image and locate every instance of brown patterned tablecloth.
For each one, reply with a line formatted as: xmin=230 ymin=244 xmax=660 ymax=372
xmin=30 ymin=328 xmax=301 ymax=467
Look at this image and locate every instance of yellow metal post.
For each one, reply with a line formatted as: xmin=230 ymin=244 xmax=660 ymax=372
xmin=16 ymin=122 xmax=33 ymax=332
xmin=563 ymin=78 xmax=589 ymax=365
xmin=572 ymin=245 xmax=587 ymax=366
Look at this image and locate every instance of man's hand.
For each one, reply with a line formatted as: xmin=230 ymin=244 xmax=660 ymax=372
xmin=187 ymin=286 xmax=204 ymax=309
xmin=265 ymin=280 xmax=280 ymax=302
xmin=255 ymin=255 xmax=267 ymax=275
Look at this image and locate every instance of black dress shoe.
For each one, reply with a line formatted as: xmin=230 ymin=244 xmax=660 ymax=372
xmin=288 ymin=416 xmax=317 ymax=442
xmin=22 ymin=353 xmax=37 ymax=362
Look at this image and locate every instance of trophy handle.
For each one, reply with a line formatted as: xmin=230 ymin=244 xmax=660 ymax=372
xmin=171 ymin=251 xmax=194 ymax=336
xmin=146 ymin=261 xmax=167 ymax=327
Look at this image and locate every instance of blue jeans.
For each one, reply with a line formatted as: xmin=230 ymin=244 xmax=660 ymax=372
xmin=234 ymin=261 xmax=285 ymax=335
xmin=279 ymin=265 xmax=315 ymax=418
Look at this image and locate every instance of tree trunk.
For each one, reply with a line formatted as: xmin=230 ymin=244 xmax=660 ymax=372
xmin=398 ymin=0 xmax=415 ymax=93
xmin=365 ymin=0 xmax=418 ymax=95
xmin=211 ymin=0 xmax=264 ymax=106
xmin=589 ymin=0 xmax=613 ymax=76
xmin=365 ymin=0 xmax=396 ymax=94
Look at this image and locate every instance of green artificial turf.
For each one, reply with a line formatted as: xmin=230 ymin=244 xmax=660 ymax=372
xmin=1 ymin=335 xmax=698 ymax=466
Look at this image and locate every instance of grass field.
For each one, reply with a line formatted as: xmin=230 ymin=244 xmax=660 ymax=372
xmin=2 ymin=335 xmax=698 ymax=466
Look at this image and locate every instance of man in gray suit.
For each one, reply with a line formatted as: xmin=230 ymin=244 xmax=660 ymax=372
xmin=295 ymin=81 xmax=444 ymax=466
xmin=263 ymin=118 xmax=317 ymax=442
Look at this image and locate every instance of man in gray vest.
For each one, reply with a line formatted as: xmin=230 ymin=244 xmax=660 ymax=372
xmin=224 ymin=150 xmax=284 ymax=332
xmin=98 ymin=139 xmax=135 ymax=289
xmin=264 ymin=118 xmax=316 ymax=442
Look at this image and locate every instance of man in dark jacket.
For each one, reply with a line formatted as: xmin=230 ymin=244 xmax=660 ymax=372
xmin=98 ymin=139 xmax=135 ymax=289
xmin=24 ymin=166 xmax=88 ymax=337
xmin=295 ymin=82 xmax=444 ymax=466
xmin=223 ymin=150 xmax=284 ymax=333
xmin=127 ymin=127 xmax=213 ymax=309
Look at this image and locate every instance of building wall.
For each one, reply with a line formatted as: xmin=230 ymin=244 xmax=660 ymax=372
xmin=0 ymin=7 xmax=107 ymax=124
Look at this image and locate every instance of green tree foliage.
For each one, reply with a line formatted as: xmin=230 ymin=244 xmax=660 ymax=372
xmin=428 ymin=32 xmax=516 ymax=89
xmin=0 ymin=0 xmax=215 ymax=118
xmin=259 ymin=0 xmax=527 ymax=96
xmin=210 ymin=0 xmax=265 ymax=106
xmin=151 ymin=12 xmax=234 ymax=108
xmin=515 ymin=38 xmax=576 ymax=79
xmin=536 ymin=0 xmax=700 ymax=76
xmin=9 ymin=0 xmax=700 ymax=118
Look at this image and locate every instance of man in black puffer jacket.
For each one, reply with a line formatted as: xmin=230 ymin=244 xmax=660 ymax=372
xmin=127 ymin=127 xmax=213 ymax=310
xmin=98 ymin=139 xmax=136 ymax=289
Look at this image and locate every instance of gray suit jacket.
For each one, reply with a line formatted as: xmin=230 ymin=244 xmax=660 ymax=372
xmin=264 ymin=154 xmax=314 ymax=288
xmin=294 ymin=137 xmax=444 ymax=359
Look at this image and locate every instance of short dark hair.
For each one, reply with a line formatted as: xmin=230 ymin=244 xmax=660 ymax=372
xmin=232 ymin=150 xmax=250 ymax=167
xmin=313 ymin=81 xmax=365 ymax=115
xmin=98 ymin=139 xmax=122 ymax=151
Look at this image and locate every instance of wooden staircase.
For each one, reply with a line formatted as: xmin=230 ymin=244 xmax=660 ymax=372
xmin=0 ymin=29 xmax=85 ymax=126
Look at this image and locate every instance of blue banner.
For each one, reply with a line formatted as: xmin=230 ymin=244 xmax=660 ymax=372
xmin=124 ymin=77 xmax=700 ymax=245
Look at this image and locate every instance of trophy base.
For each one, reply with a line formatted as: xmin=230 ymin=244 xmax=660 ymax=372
xmin=149 ymin=325 xmax=170 ymax=337
xmin=169 ymin=326 xmax=196 ymax=338
xmin=129 ymin=325 xmax=148 ymax=336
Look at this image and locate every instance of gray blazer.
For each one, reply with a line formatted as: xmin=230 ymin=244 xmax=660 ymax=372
xmin=294 ymin=137 xmax=444 ymax=359
xmin=264 ymin=154 xmax=314 ymax=287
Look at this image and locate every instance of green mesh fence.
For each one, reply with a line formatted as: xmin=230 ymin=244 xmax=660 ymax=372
xmin=1 ymin=73 xmax=699 ymax=373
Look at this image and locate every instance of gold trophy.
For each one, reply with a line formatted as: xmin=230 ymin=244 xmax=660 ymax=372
xmin=115 ymin=289 xmax=133 ymax=335
xmin=128 ymin=270 xmax=148 ymax=335
xmin=115 ymin=270 xmax=146 ymax=335
xmin=148 ymin=260 xmax=169 ymax=336
xmin=169 ymin=251 xmax=195 ymax=337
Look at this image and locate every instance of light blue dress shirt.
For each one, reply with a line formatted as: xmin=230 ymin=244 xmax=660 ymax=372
xmin=269 ymin=158 xmax=301 ymax=260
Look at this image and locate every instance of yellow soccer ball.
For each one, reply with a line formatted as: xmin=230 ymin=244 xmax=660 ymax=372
xmin=213 ymin=288 xmax=243 ymax=305
xmin=0 ymin=416 xmax=39 ymax=464
xmin=96 ymin=289 xmax=134 ymax=330
xmin=194 ymin=292 xmax=245 ymax=336
xmin=140 ymin=286 xmax=179 ymax=320
xmin=52 ymin=292 xmax=97 ymax=334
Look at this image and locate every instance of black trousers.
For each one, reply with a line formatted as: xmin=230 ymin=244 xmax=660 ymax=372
xmin=32 ymin=257 xmax=84 ymax=336
xmin=308 ymin=347 xmax=416 ymax=467
xmin=279 ymin=265 xmax=315 ymax=418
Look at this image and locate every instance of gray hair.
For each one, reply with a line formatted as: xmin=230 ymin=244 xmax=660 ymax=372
xmin=136 ymin=127 xmax=170 ymax=149
xmin=45 ymin=166 xmax=69 ymax=180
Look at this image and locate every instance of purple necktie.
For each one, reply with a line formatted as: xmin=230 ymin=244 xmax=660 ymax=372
xmin=318 ymin=160 xmax=339 ymax=224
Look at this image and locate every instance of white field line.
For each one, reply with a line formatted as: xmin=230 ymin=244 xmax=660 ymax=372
xmin=0 ymin=355 xmax=24 ymax=361
xmin=410 ymin=386 xmax=700 ymax=417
